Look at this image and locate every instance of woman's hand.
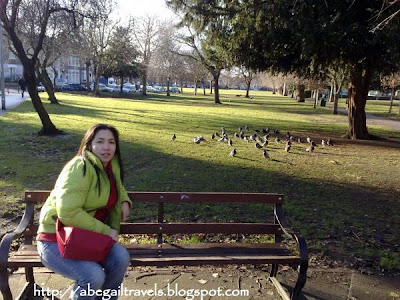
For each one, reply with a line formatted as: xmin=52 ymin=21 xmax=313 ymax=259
xmin=121 ymin=201 xmax=131 ymax=222
xmin=109 ymin=228 xmax=119 ymax=241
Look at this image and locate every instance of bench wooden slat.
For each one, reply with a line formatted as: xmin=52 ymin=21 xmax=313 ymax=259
xmin=128 ymin=192 xmax=284 ymax=204
xmin=24 ymin=191 xmax=284 ymax=204
xmin=9 ymin=244 xmax=299 ymax=268
xmin=120 ymin=223 xmax=282 ymax=234
xmin=25 ymin=223 xmax=282 ymax=236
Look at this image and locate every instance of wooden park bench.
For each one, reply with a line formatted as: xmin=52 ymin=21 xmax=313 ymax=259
xmin=0 ymin=191 xmax=308 ymax=300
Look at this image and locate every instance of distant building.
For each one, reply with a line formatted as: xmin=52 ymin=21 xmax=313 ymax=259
xmin=3 ymin=44 xmax=90 ymax=85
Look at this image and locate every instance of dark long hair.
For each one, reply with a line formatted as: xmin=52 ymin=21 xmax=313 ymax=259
xmin=77 ymin=124 xmax=125 ymax=193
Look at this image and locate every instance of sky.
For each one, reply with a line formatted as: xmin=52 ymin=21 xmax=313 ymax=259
xmin=114 ymin=0 xmax=177 ymax=21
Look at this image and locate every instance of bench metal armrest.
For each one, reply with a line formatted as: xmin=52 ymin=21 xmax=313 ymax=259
xmin=274 ymin=205 xmax=308 ymax=265
xmin=0 ymin=202 xmax=35 ymax=271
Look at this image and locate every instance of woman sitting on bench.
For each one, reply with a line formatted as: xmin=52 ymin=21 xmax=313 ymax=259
xmin=36 ymin=123 xmax=132 ymax=299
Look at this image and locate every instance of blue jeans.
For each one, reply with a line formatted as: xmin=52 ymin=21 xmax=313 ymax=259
xmin=37 ymin=241 xmax=130 ymax=300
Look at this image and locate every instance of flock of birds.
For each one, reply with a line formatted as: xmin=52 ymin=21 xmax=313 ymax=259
xmin=171 ymin=126 xmax=333 ymax=159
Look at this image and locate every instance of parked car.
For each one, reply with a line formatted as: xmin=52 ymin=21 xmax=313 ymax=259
xmin=37 ymin=84 xmax=45 ymax=92
xmin=151 ymin=86 xmax=165 ymax=93
xmin=62 ymin=83 xmax=87 ymax=91
xmin=90 ymin=82 xmax=108 ymax=92
xmin=169 ymin=87 xmax=181 ymax=93
xmin=123 ymin=83 xmax=137 ymax=92
xmin=105 ymin=83 xmax=130 ymax=93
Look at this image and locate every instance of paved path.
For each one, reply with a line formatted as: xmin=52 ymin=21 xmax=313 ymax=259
xmin=0 ymin=91 xmax=29 ymax=116
xmin=4 ymin=265 xmax=399 ymax=300
xmin=324 ymin=103 xmax=400 ymax=131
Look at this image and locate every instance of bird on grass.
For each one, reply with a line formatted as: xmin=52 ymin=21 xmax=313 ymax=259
xmin=274 ymin=129 xmax=280 ymax=135
xmin=264 ymin=133 xmax=270 ymax=140
xmin=306 ymin=145 xmax=315 ymax=152
xmin=211 ymin=133 xmax=216 ymax=140
xmin=275 ymin=136 xmax=281 ymax=143
xmin=306 ymin=136 xmax=312 ymax=143
xmin=321 ymin=140 xmax=326 ymax=147
xmin=286 ymin=131 xmax=291 ymax=139
xmin=263 ymin=149 xmax=270 ymax=159
xmin=298 ymin=138 xmax=303 ymax=143
xmin=262 ymin=128 xmax=269 ymax=134
xmin=171 ymin=134 xmax=176 ymax=141
xmin=194 ymin=136 xmax=205 ymax=144
xmin=285 ymin=144 xmax=291 ymax=152
xmin=311 ymin=141 xmax=316 ymax=147
xmin=234 ymin=132 xmax=240 ymax=138
xmin=245 ymin=125 xmax=250 ymax=131
xmin=230 ymin=148 xmax=237 ymax=157
xmin=228 ymin=139 xmax=233 ymax=146
xmin=238 ymin=127 xmax=242 ymax=132
xmin=255 ymin=143 xmax=263 ymax=149
xmin=327 ymin=138 xmax=334 ymax=146
xmin=255 ymin=129 xmax=260 ymax=133
xmin=262 ymin=140 xmax=269 ymax=147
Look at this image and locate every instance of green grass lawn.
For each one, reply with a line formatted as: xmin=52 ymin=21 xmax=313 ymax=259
xmin=1 ymin=90 xmax=400 ymax=272
xmin=336 ymin=97 xmax=400 ymax=120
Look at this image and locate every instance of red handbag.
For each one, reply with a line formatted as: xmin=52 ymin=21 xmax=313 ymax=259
xmin=56 ymin=219 xmax=115 ymax=263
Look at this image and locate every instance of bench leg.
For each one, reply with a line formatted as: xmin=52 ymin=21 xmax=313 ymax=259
xmin=0 ymin=269 xmax=13 ymax=300
xmin=269 ymin=263 xmax=278 ymax=277
xmin=291 ymin=261 xmax=308 ymax=300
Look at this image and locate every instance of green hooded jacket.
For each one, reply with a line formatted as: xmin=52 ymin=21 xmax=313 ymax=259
xmin=38 ymin=150 xmax=131 ymax=235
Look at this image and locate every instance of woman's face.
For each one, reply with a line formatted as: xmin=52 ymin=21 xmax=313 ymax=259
xmin=90 ymin=129 xmax=116 ymax=167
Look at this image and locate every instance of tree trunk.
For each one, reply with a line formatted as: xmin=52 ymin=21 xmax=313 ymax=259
xmin=210 ymin=80 xmax=213 ymax=94
xmin=283 ymin=82 xmax=287 ymax=96
xmin=85 ymin=61 xmax=91 ymax=92
xmin=202 ymin=81 xmax=206 ymax=95
xmin=141 ymin=71 xmax=147 ymax=96
xmin=296 ymin=84 xmax=305 ymax=102
xmin=345 ymin=68 xmax=371 ymax=139
xmin=166 ymin=76 xmax=170 ymax=96
xmin=41 ymin=68 xmax=58 ymax=104
xmin=333 ymin=78 xmax=344 ymax=115
xmin=180 ymin=79 xmax=183 ymax=93
xmin=25 ymin=64 xmax=62 ymax=135
xmin=313 ymin=89 xmax=319 ymax=109
xmin=333 ymin=93 xmax=339 ymax=115
xmin=213 ymin=74 xmax=221 ymax=104
xmin=389 ymin=88 xmax=394 ymax=114
xmin=245 ymin=81 xmax=250 ymax=98
xmin=329 ymin=83 xmax=334 ymax=102
xmin=194 ymin=80 xmax=198 ymax=95
xmin=92 ymin=63 xmax=101 ymax=96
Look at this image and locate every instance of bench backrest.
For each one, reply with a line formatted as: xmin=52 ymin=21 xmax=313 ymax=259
xmin=23 ymin=191 xmax=284 ymax=243
xmin=25 ymin=191 xmax=284 ymax=204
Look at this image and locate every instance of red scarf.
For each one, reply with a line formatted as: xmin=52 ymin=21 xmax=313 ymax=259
xmin=94 ymin=163 xmax=118 ymax=222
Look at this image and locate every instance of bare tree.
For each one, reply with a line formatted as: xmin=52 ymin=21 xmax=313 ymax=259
xmin=0 ymin=0 xmax=88 ymax=134
xmin=133 ymin=15 xmax=160 ymax=96
xmin=35 ymin=12 xmax=78 ymax=104
xmin=76 ymin=1 xmax=119 ymax=96
xmin=151 ymin=21 xmax=181 ymax=96
xmin=327 ymin=67 xmax=349 ymax=114
xmin=381 ymin=73 xmax=400 ymax=114
xmin=241 ymin=68 xmax=254 ymax=98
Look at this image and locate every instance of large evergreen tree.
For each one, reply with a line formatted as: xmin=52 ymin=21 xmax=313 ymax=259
xmin=168 ymin=0 xmax=400 ymax=139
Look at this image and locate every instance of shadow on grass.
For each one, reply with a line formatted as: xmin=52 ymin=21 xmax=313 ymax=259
xmin=1 ymin=109 xmax=400 ymax=272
